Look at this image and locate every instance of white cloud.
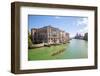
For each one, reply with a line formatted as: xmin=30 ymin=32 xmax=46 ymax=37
xmin=79 ymin=27 xmax=88 ymax=32
xmin=55 ymin=16 xmax=61 ymax=19
xmin=70 ymin=33 xmax=76 ymax=38
xmin=77 ymin=18 xmax=88 ymax=26
xmin=76 ymin=17 xmax=88 ymax=35
xmin=78 ymin=26 xmax=88 ymax=36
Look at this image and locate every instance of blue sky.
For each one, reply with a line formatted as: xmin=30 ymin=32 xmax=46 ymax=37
xmin=28 ymin=15 xmax=88 ymax=37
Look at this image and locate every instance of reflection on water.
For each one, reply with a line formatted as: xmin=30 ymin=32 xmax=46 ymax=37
xmin=51 ymin=48 xmax=66 ymax=56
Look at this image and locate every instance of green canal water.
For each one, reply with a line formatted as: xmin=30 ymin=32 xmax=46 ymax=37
xmin=28 ymin=39 xmax=88 ymax=61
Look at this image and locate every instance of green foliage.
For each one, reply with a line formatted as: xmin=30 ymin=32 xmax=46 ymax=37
xmin=28 ymin=32 xmax=33 ymax=49
xmin=83 ymin=33 xmax=88 ymax=41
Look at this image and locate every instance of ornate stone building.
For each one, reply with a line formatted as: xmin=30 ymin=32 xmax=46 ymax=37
xmin=31 ymin=26 xmax=69 ymax=44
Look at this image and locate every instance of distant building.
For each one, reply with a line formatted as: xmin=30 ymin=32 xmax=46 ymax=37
xmin=74 ymin=33 xmax=88 ymax=41
xmin=74 ymin=33 xmax=84 ymax=39
xmin=31 ymin=25 xmax=69 ymax=44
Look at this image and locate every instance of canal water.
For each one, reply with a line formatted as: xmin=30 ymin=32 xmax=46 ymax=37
xmin=55 ymin=39 xmax=88 ymax=59
xmin=29 ymin=39 xmax=88 ymax=60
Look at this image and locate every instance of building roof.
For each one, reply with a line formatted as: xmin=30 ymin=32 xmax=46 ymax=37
xmin=31 ymin=25 xmax=66 ymax=33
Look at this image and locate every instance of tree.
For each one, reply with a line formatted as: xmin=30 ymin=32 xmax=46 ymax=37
xmin=83 ymin=33 xmax=88 ymax=41
xmin=28 ymin=32 xmax=33 ymax=49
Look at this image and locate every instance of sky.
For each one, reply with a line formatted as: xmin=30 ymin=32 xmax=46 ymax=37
xmin=28 ymin=15 xmax=88 ymax=38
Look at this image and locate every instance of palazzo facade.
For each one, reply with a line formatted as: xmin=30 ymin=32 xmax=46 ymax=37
xmin=31 ymin=26 xmax=69 ymax=44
